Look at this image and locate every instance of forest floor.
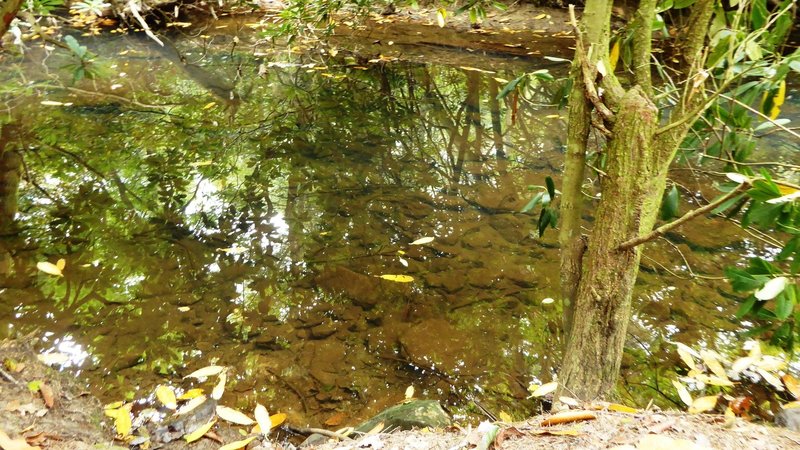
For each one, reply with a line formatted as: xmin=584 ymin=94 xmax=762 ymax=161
xmin=3 ymin=337 xmax=800 ymax=449
xmin=3 ymin=2 xmax=800 ymax=450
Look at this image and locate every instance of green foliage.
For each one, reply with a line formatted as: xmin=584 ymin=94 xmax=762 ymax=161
xmin=521 ymin=176 xmax=559 ymax=237
xmin=24 ymin=0 xmax=64 ymax=15
xmin=61 ymin=35 xmax=109 ymax=83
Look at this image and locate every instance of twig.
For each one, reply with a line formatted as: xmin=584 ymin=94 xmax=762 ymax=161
xmin=699 ymin=154 xmax=800 ymax=171
xmin=618 ymin=182 xmax=750 ymax=250
xmin=0 ymin=367 xmax=20 ymax=385
xmin=568 ymin=5 xmax=615 ymax=124
xmin=716 ymin=92 xmax=800 ymax=141
xmin=128 ymin=0 xmax=164 ymax=47
xmin=286 ymin=424 xmax=354 ymax=441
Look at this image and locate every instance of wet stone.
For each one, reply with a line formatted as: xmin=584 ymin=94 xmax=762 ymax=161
xmin=315 ymin=266 xmax=383 ymax=309
xmin=310 ymin=322 xmax=338 ymax=339
xmin=399 ymin=318 xmax=495 ymax=376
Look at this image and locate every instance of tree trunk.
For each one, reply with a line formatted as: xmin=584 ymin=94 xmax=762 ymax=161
xmin=1 ymin=0 xmax=24 ymax=43
xmin=558 ymin=87 xmax=666 ymax=400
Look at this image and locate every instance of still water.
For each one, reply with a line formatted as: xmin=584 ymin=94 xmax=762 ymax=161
xmin=0 ymin=18 xmax=793 ymax=427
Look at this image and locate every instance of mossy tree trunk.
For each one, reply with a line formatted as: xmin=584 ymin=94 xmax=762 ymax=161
xmin=555 ymin=0 xmax=715 ymax=401
xmin=1 ymin=0 xmax=24 ymax=43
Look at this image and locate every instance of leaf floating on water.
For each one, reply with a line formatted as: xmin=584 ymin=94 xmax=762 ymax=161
xmin=269 ymin=413 xmax=286 ymax=428
xmin=202 ymin=102 xmax=217 ymax=110
xmin=409 ymin=236 xmax=435 ymax=245
xmin=541 ymin=297 xmax=555 ymax=305
xmin=36 ymin=352 xmax=69 ymax=366
xmin=688 ymin=395 xmax=718 ymax=414
xmin=376 ymin=274 xmax=414 ymax=283
xmin=178 ymin=306 xmax=191 ymax=312
xmin=534 ymin=13 xmax=547 ymax=19
xmin=211 ymin=370 xmax=227 ymax=400
xmin=36 ymin=261 xmax=63 ymax=277
xmin=156 ymin=385 xmax=177 ymax=410
xmin=405 ymin=385 xmax=415 ymax=399
xmin=755 ymin=277 xmax=788 ymax=300
xmin=40 ymin=100 xmax=66 ymax=106
xmin=672 ymin=380 xmax=693 ymax=407
xmin=178 ymin=388 xmax=205 ymax=400
xmin=529 ymin=381 xmax=557 ymax=397
xmin=399 ymin=258 xmax=409 ymax=267
xmin=218 ymin=436 xmax=257 ymax=450
xmin=254 ymin=404 xmax=271 ymax=435
xmin=185 ymin=365 xmax=226 ymax=380
xmin=184 ymin=418 xmax=216 ymax=443
xmin=216 ymin=405 xmax=255 ymax=425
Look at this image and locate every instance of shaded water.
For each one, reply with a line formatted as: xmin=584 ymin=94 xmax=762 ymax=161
xmin=0 ymin=19 xmax=796 ymax=427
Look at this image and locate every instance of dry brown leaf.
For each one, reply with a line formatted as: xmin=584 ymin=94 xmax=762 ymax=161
xmin=540 ymin=410 xmax=596 ymax=426
xmin=0 ymin=429 xmax=41 ymax=450
xmin=495 ymin=427 xmax=525 ymax=446
xmin=39 ymin=384 xmax=55 ymax=409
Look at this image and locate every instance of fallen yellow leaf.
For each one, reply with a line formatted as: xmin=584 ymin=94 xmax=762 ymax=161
xmin=218 ymin=436 xmax=257 ymax=450
xmin=376 ymin=274 xmax=414 ymax=283
xmin=184 ymin=419 xmax=216 ymax=443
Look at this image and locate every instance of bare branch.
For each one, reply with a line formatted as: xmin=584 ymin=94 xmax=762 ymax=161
xmin=617 ymin=182 xmax=750 ymax=251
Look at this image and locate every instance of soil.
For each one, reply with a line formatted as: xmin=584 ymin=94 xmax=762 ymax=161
xmin=3 ymin=3 xmax=800 ymax=450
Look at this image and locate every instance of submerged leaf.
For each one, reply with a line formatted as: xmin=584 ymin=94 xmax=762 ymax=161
xmin=211 ymin=370 xmax=227 ymax=400
xmin=376 ymin=274 xmax=414 ymax=283
xmin=409 ymin=237 xmax=435 ymax=245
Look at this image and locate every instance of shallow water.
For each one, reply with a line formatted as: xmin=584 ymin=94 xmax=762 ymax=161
xmin=0 ymin=18 xmax=797 ymax=427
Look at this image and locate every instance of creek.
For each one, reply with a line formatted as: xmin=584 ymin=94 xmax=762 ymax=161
xmin=1 ymin=14 xmax=798 ymax=427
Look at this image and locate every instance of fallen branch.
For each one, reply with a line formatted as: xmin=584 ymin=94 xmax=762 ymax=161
xmin=286 ymin=424 xmax=354 ymax=441
xmin=127 ymin=0 xmax=163 ymax=46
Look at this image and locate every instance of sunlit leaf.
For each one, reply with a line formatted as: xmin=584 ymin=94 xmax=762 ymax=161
xmin=726 ymin=172 xmax=749 ymax=184
xmin=399 ymin=258 xmax=409 ymax=267
xmin=219 ymin=436 xmax=257 ymax=450
xmin=755 ymin=355 xmax=785 ymax=372
xmin=55 ymin=259 xmax=66 ymax=270
xmin=436 ymin=8 xmax=446 ymax=27
xmin=689 ymin=395 xmax=718 ymax=414
xmin=608 ymin=403 xmax=638 ymax=414
xmin=704 ymin=375 xmax=734 ymax=387
xmin=156 ymin=385 xmax=177 ymax=410
xmin=184 ymin=418 xmax=216 ymax=443
xmin=676 ymin=345 xmax=697 ymax=371
xmin=185 ymin=365 xmax=226 ymax=379
xmin=216 ymin=405 xmax=255 ymax=425
xmin=497 ymin=411 xmax=514 ymax=423
xmin=405 ymin=385 xmax=414 ymax=399
xmin=672 ymin=380 xmax=693 ymax=407
xmin=202 ymin=102 xmax=217 ymax=110
xmin=755 ymin=277 xmax=788 ymax=300
xmin=178 ymin=306 xmax=191 ymax=312
xmin=254 ymin=404 xmax=271 ymax=435
xmin=782 ymin=374 xmax=800 ymax=400
xmin=700 ymin=350 xmax=728 ymax=381
xmin=541 ymin=297 xmax=555 ymax=305
xmin=766 ymin=190 xmax=800 ymax=204
xmin=609 ymin=40 xmax=620 ymax=71
xmin=269 ymin=413 xmax=286 ymax=428
xmin=211 ymin=370 xmax=226 ymax=400
xmin=758 ymin=368 xmax=784 ymax=390
xmin=178 ymin=388 xmax=205 ymax=400
xmin=36 ymin=261 xmax=63 ymax=277
xmin=40 ymin=100 xmax=65 ymax=106
xmin=530 ymin=381 xmax=558 ymax=397
xmin=534 ymin=13 xmax=546 ymax=19
xmin=376 ymin=274 xmax=414 ymax=283
xmin=409 ymin=237 xmax=434 ymax=245
xmin=731 ymin=356 xmax=756 ymax=375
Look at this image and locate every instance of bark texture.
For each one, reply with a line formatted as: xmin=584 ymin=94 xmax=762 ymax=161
xmin=558 ymin=88 xmax=661 ymax=400
xmin=0 ymin=0 xmax=24 ymax=43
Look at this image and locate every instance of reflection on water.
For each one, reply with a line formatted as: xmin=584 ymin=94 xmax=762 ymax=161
xmin=0 ymin=22 xmax=787 ymax=426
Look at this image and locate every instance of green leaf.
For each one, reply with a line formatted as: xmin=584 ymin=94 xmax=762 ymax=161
xmin=736 ymin=295 xmax=757 ymax=318
xmin=521 ymin=192 xmax=544 ymax=213
xmin=673 ymin=0 xmax=696 ymax=8
xmin=775 ymin=292 xmax=795 ymax=320
xmin=545 ymin=176 xmax=556 ymax=201
xmin=712 ymin=193 xmax=745 ymax=215
xmin=661 ymin=185 xmax=679 ymax=220
xmin=751 ymin=0 xmax=768 ymax=29
xmin=496 ymin=74 xmax=526 ymax=100
xmin=538 ymin=209 xmax=551 ymax=237
xmin=725 ymin=267 xmax=766 ymax=291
